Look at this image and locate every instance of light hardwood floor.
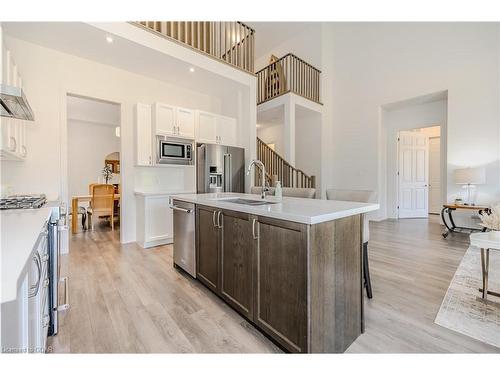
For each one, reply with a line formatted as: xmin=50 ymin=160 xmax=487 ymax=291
xmin=49 ymin=216 xmax=500 ymax=353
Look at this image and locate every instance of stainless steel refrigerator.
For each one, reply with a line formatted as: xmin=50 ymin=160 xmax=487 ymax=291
xmin=196 ymin=143 xmax=245 ymax=193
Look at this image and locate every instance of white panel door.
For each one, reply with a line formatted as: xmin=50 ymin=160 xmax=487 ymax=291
xmin=153 ymin=103 xmax=176 ymax=136
xmin=135 ymin=103 xmax=153 ymax=166
xmin=216 ymin=115 xmax=237 ymax=146
xmin=428 ymin=137 xmax=441 ymax=214
xmin=176 ymin=107 xmax=195 ymax=138
xmin=197 ymin=111 xmax=217 ymax=143
xmin=398 ymin=131 xmax=429 ymax=218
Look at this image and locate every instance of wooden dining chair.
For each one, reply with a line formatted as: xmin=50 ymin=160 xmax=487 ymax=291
xmin=87 ymin=184 xmax=115 ymax=232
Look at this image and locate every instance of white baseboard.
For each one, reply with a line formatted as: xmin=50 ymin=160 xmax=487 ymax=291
xmin=137 ymin=236 xmax=173 ymax=249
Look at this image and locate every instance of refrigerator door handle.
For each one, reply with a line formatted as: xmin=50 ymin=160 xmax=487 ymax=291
xmin=223 ymin=153 xmax=232 ymax=192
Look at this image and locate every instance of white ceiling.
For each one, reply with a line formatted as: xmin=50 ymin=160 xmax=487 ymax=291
xmin=246 ymin=22 xmax=318 ymax=61
xmin=2 ymin=22 xmax=244 ymax=98
xmin=67 ymin=94 xmax=120 ymax=126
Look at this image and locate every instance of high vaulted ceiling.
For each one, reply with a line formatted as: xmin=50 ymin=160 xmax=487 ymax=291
xmin=246 ymin=22 xmax=318 ymax=60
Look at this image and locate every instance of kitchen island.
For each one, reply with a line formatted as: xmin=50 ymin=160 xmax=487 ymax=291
xmin=169 ymin=192 xmax=379 ymax=353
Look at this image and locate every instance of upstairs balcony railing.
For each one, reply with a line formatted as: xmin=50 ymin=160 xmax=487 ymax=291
xmin=134 ymin=21 xmax=255 ymax=74
xmin=256 ymin=53 xmax=321 ymax=105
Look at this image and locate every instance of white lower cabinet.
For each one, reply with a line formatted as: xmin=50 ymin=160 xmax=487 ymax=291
xmin=136 ymin=193 xmax=174 ymax=248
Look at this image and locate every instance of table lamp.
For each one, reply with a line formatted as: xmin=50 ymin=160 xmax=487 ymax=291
xmin=453 ymin=167 xmax=486 ymax=205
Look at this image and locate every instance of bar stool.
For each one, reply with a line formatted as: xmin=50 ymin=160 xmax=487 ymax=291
xmin=326 ymin=189 xmax=378 ymax=299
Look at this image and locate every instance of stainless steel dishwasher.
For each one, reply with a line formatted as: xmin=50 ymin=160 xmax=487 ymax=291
xmin=170 ymin=199 xmax=196 ymax=277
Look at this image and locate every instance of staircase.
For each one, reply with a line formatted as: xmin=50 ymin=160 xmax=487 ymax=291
xmin=256 ymin=137 xmax=315 ymax=188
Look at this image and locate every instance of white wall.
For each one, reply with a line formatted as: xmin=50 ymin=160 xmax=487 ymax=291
xmin=383 ymin=100 xmax=447 ymax=218
xmin=326 ymin=23 xmax=500 ymax=218
xmin=67 ymin=119 xmax=120 ymax=198
xmin=0 ymin=35 xmax=251 ymax=244
xmin=295 ymin=110 xmax=322 ymax=192
xmin=257 ymin=124 xmax=284 ymax=155
xmin=254 ymin=24 xmax=322 ymax=71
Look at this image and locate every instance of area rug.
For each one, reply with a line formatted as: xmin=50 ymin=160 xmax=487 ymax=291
xmin=435 ymin=246 xmax=500 ymax=348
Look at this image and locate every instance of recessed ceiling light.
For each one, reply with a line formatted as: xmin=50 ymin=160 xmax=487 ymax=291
xmin=106 ymin=36 xmax=114 ymax=43
xmin=189 ymin=67 xmax=195 ymax=73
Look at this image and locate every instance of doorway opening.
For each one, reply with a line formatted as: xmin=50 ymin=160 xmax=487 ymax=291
xmin=381 ymin=90 xmax=448 ymax=220
xmin=397 ymin=126 xmax=441 ymax=218
xmin=66 ymin=94 xmax=121 ymax=237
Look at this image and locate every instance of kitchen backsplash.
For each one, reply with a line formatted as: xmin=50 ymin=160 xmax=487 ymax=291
xmin=134 ymin=166 xmax=195 ymax=192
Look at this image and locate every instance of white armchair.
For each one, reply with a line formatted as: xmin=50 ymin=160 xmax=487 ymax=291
xmin=326 ymin=189 xmax=378 ymax=298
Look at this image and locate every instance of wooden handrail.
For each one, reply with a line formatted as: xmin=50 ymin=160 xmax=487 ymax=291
xmin=257 ymin=53 xmax=321 ymax=105
xmin=133 ymin=21 xmax=255 ymax=74
xmin=256 ymin=137 xmax=315 ymax=189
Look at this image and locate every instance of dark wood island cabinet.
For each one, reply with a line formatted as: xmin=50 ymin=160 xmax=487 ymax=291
xmin=194 ymin=204 xmax=363 ymax=353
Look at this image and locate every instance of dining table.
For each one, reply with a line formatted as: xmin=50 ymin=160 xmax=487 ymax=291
xmin=71 ymin=194 xmax=120 ymax=234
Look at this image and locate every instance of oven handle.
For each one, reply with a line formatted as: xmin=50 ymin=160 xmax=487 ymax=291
xmin=57 ymin=276 xmax=70 ymax=311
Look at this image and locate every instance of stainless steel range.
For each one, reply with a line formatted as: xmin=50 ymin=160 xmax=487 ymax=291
xmin=0 ymin=194 xmax=69 ymax=339
xmin=0 ymin=194 xmax=47 ymax=210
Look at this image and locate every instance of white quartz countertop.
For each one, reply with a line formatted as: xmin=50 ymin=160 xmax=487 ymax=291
xmin=1 ymin=206 xmax=55 ymax=303
xmin=169 ymin=193 xmax=379 ymax=225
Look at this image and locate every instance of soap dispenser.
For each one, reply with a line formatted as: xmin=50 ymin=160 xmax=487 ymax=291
xmin=275 ymin=181 xmax=282 ymax=200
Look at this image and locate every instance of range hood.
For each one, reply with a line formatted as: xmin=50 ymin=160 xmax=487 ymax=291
xmin=0 ymin=84 xmax=35 ymax=121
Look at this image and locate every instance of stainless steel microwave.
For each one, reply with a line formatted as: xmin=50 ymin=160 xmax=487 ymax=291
xmin=157 ymin=136 xmax=194 ymax=165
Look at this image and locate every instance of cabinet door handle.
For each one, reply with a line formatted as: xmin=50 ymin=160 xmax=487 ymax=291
xmin=21 ymin=145 xmax=27 ymax=157
xmin=29 ymin=253 xmax=41 ymax=298
xmin=217 ymin=211 xmax=223 ymax=228
xmin=252 ymin=218 xmax=259 ymax=240
xmin=42 ymin=314 xmax=50 ymax=328
xmin=212 ymin=210 xmax=217 ymax=227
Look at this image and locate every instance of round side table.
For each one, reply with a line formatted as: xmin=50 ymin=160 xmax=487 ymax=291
xmin=470 ymin=232 xmax=500 ymax=300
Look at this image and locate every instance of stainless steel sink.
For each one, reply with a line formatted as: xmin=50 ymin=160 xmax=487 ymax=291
xmin=221 ymin=198 xmax=278 ymax=206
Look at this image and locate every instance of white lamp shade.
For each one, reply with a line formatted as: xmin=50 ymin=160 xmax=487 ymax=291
xmin=453 ymin=167 xmax=486 ymax=185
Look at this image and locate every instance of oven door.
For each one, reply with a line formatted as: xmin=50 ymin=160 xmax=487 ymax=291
xmin=158 ymin=140 xmax=192 ymax=164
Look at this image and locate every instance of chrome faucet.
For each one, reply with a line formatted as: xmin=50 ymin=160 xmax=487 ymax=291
xmin=246 ymin=159 xmax=268 ymax=199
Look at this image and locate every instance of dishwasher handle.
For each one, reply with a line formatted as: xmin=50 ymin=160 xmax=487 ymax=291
xmin=169 ymin=205 xmax=193 ymax=214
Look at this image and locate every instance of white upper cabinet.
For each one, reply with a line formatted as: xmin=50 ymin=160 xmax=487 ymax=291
xmin=176 ymin=107 xmax=195 ymax=138
xmin=216 ymin=115 xmax=237 ymax=146
xmin=153 ymin=103 xmax=176 ymax=136
xmin=196 ymin=111 xmax=237 ymax=146
xmin=196 ymin=111 xmax=217 ymax=143
xmin=153 ymin=103 xmax=195 ymax=139
xmin=135 ymin=103 xmax=153 ymax=166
